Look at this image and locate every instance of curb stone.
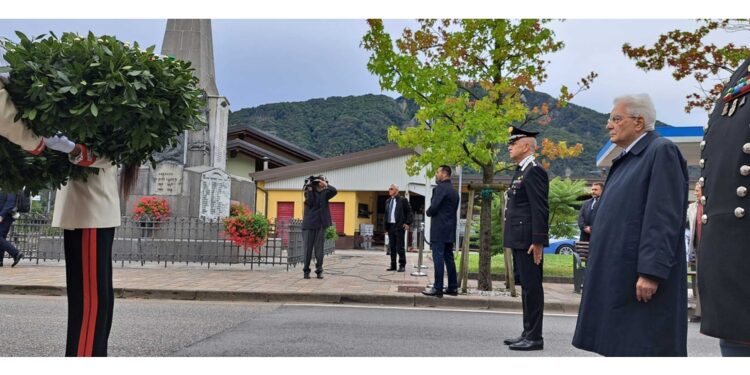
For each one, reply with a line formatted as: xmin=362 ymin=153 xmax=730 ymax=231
xmin=0 ymin=284 xmax=579 ymax=313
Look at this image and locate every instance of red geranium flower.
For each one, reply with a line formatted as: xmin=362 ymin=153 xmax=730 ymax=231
xmin=132 ymin=196 xmax=170 ymax=221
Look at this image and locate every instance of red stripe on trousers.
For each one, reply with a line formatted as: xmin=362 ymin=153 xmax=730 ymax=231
xmin=87 ymin=229 xmax=98 ymax=356
xmin=76 ymin=229 xmax=99 ymax=357
xmin=77 ymin=229 xmax=91 ymax=356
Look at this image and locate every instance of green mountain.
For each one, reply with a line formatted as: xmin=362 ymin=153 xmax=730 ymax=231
xmin=229 ymin=94 xmax=418 ymax=157
xmin=228 ymin=92 xmax=670 ymax=178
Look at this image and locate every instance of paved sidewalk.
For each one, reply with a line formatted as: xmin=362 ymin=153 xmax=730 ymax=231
xmin=0 ymin=249 xmax=582 ymax=313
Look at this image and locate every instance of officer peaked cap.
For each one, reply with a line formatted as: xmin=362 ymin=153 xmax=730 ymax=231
xmin=508 ymin=126 xmax=540 ymax=144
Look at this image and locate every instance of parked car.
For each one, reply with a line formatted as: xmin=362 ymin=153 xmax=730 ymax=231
xmin=544 ymin=237 xmax=576 ymax=255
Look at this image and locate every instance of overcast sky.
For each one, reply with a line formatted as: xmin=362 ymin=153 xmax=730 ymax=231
xmin=0 ymin=18 xmax=745 ymax=127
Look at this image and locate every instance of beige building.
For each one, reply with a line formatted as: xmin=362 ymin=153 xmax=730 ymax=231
xmin=226 ymin=124 xmax=321 ymax=179
xmin=249 ymin=144 xmax=434 ymax=248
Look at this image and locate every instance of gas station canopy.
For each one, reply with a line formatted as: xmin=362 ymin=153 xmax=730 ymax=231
xmin=596 ymin=126 xmax=704 ymax=167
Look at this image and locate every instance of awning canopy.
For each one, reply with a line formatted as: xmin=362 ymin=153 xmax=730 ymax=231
xmin=596 ymin=126 xmax=703 ymax=167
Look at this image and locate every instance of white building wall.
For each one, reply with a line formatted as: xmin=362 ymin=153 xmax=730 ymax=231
xmin=263 ymin=153 xmax=437 ymax=250
xmin=265 ymin=155 xmax=430 ymax=192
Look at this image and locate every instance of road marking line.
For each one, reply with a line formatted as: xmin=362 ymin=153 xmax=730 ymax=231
xmin=284 ymin=303 xmax=578 ymax=317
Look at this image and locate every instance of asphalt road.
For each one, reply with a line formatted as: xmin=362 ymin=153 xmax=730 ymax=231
xmin=0 ymin=295 xmax=720 ymax=357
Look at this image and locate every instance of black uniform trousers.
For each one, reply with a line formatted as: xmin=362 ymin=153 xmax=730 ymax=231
xmin=63 ymin=228 xmax=115 ymax=357
xmin=387 ymin=224 xmax=406 ymax=268
xmin=512 ymin=248 xmax=544 ymax=341
xmin=302 ymin=228 xmax=325 ymax=275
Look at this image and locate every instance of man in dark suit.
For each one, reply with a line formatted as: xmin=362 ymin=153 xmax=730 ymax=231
xmin=0 ymin=190 xmax=23 ymax=267
xmin=572 ymin=94 xmax=688 ymax=356
xmin=385 ymin=184 xmax=413 ymax=272
xmin=698 ymin=56 xmax=750 ymax=357
xmin=422 ymin=165 xmax=459 ymax=298
xmin=577 ymin=182 xmax=603 ymax=241
xmin=502 ymin=127 xmax=549 ymax=351
xmin=302 ymin=175 xmax=337 ymax=279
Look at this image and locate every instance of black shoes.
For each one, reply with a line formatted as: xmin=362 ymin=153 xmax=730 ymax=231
xmin=443 ymin=288 xmax=459 ymax=296
xmin=397 ymin=267 xmax=405 ymax=272
xmin=11 ymin=253 xmax=23 ymax=268
xmin=508 ymin=338 xmax=544 ymax=351
xmin=303 ymin=273 xmax=311 ymax=279
xmin=503 ymin=336 xmax=526 ymax=345
xmin=316 ymin=273 xmax=324 ymax=279
xmin=422 ymin=287 xmax=459 ymax=297
xmin=386 ymin=267 xmax=397 ymax=271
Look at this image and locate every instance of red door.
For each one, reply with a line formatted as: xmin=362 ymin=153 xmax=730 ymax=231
xmin=277 ymin=202 xmax=295 ymax=221
xmin=329 ymin=202 xmax=345 ymax=234
xmin=277 ymin=202 xmax=295 ymax=245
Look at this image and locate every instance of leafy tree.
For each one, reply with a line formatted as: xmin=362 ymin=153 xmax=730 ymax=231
xmin=466 ymin=193 xmax=504 ymax=257
xmin=622 ymin=19 xmax=750 ymax=113
xmin=362 ymin=19 xmax=595 ymax=290
xmin=548 ymin=177 xmax=586 ymax=239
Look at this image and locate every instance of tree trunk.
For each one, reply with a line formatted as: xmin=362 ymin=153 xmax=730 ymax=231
xmin=477 ymin=164 xmax=494 ymax=291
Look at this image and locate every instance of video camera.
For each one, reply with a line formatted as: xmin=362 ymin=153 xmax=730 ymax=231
xmin=303 ymin=175 xmax=327 ymax=190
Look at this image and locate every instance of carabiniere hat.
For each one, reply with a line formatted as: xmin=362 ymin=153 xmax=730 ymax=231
xmin=508 ymin=126 xmax=540 ymax=144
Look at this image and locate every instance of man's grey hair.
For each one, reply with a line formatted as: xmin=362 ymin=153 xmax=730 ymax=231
xmin=527 ymin=136 xmax=538 ymax=150
xmin=518 ymin=135 xmax=537 ymax=151
xmin=389 ymin=184 xmax=399 ymax=191
xmin=613 ymin=94 xmax=656 ymax=131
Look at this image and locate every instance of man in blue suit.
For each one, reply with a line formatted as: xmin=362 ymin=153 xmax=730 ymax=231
xmin=422 ymin=165 xmax=460 ymax=298
xmin=0 ymin=190 xmax=23 ymax=267
xmin=577 ymin=182 xmax=603 ymax=242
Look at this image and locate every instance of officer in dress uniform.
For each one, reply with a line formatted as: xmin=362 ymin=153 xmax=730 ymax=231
xmin=698 ymin=56 xmax=750 ymax=357
xmin=502 ymin=127 xmax=549 ymax=351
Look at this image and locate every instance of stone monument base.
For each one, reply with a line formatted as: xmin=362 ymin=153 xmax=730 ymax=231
xmin=121 ymin=166 xmax=255 ymax=220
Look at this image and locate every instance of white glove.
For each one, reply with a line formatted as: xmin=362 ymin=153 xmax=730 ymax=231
xmin=43 ymin=135 xmax=76 ymax=153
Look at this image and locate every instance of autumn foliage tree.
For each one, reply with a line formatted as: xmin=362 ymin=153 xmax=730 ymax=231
xmin=623 ymin=19 xmax=750 ymax=113
xmin=362 ymin=19 xmax=595 ymax=290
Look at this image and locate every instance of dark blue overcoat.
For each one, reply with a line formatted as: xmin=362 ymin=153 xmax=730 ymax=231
xmin=426 ymin=179 xmax=459 ymax=244
xmin=572 ymin=131 xmax=689 ymax=356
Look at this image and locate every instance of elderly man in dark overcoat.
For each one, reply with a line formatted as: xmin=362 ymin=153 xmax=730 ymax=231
xmin=572 ymin=94 xmax=689 ymax=356
xmin=697 ymin=56 xmax=750 ymax=356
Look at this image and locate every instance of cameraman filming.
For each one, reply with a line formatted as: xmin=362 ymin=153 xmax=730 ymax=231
xmin=302 ymin=175 xmax=337 ymax=279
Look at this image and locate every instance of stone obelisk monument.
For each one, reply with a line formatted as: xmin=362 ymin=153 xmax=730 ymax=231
xmin=123 ymin=19 xmax=253 ymax=220
xmin=160 ymin=19 xmax=227 ymax=170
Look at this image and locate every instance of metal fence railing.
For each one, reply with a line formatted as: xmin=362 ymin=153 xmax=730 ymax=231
xmin=3 ymin=215 xmax=335 ymax=270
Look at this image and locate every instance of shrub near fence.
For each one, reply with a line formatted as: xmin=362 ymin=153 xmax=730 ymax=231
xmin=6 ymin=215 xmax=334 ymax=270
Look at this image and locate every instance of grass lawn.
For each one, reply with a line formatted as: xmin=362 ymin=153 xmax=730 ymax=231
xmin=456 ymin=252 xmax=574 ymax=278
